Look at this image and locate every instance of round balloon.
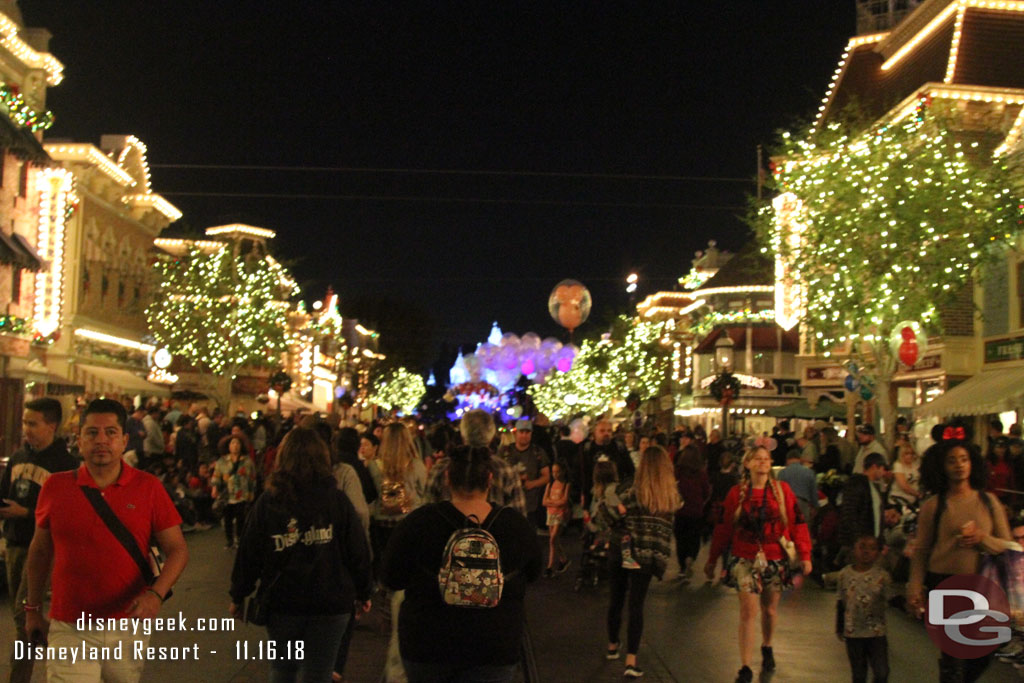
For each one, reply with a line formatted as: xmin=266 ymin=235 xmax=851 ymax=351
xmin=898 ymin=339 xmax=919 ymax=366
xmin=520 ymin=332 xmax=541 ymax=349
xmin=548 ymin=279 xmax=592 ymax=332
xmin=890 ymin=320 xmax=928 ymax=359
xmin=844 ymin=375 xmax=860 ymax=392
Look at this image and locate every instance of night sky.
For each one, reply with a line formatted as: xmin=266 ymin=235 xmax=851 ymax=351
xmin=21 ymin=2 xmax=854 ymax=371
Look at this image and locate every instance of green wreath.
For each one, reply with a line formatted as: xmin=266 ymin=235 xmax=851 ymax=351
xmin=709 ymin=372 xmax=741 ymax=405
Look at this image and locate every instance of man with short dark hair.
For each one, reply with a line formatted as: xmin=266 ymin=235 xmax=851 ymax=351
xmin=778 ymin=448 xmax=818 ymax=526
xmin=124 ymin=405 xmax=146 ymax=460
xmin=24 ymin=398 xmax=188 ymax=682
xmin=142 ymin=405 xmax=165 ymax=469
xmin=498 ymin=419 xmax=550 ymax=527
xmin=579 ymin=419 xmax=634 ymax=509
xmin=852 ymin=424 xmax=886 ymax=474
xmin=0 ymin=398 xmax=77 ymax=683
xmin=838 ymin=453 xmax=890 ymax=555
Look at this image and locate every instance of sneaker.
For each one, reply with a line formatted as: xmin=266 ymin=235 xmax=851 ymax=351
xmin=543 ymin=568 xmax=554 ymax=579
xmin=556 ymin=558 xmax=572 ymax=575
xmin=606 ymin=644 xmax=620 ymax=660
xmin=761 ymin=646 xmax=775 ymax=672
xmin=621 ymin=547 xmax=641 ymax=570
xmin=735 ymin=665 xmax=753 ymax=683
xmin=624 ymin=664 xmax=644 ymax=678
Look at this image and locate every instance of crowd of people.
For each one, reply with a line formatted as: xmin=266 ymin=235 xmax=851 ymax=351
xmin=3 ymin=395 xmax=1024 ymax=682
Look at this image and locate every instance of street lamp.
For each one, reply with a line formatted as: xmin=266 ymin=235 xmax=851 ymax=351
xmin=625 ymin=272 xmax=638 ymax=294
xmin=714 ymin=335 xmax=735 ymax=436
xmin=715 ymin=335 xmax=734 ymax=371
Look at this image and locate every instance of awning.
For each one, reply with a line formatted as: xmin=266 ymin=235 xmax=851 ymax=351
xmin=74 ymin=363 xmax=170 ymax=398
xmin=915 ymin=366 xmax=1024 ymax=418
xmin=0 ymin=115 xmax=49 ymax=162
xmin=764 ymin=398 xmax=849 ymax=420
xmin=275 ymin=391 xmax=316 ymax=414
xmin=9 ymin=233 xmax=43 ymax=270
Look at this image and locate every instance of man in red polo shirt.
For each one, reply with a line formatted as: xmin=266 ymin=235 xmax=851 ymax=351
xmin=23 ymin=398 xmax=189 ymax=682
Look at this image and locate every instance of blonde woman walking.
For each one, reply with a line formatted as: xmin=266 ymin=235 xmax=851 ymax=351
xmin=606 ymin=445 xmax=679 ymax=679
xmin=705 ymin=446 xmax=812 ymax=683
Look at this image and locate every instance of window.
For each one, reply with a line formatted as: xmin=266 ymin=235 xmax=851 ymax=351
xmin=18 ymin=162 xmax=29 ymax=198
xmin=752 ymin=352 xmax=774 ymax=375
xmin=11 ymin=266 xmax=20 ymax=302
xmin=1017 ymin=261 xmax=1024 ymax=329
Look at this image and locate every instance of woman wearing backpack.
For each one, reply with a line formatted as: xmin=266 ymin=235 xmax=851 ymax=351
xmin=909 ymin=436 xmax=1013 ymax=683
xmin=606 ymin=445 xmax=680 ymax=679
xmin=381 ymin=445 xmax=542 ymax=683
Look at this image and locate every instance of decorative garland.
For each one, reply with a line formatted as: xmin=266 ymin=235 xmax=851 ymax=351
xmin=708 ymin=372 xmax=741 ymax=406
xmin=678 ymin=267 xmax=713 ymax=291
xmin=691 ymin=309 xmax=775 ymax=337
xmin=0 ymin=314 xmax=29 ymax=335
xmin=0 ymin=82 xmax=54 ymax=132
xmin=270 ymin=371 xmax=293 ymax=393
xmin=451 ymin=381 xmax=499 ymax=397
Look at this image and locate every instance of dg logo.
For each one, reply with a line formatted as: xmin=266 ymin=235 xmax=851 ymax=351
xmin=926 ymin=574 xmax=1011 ymax=659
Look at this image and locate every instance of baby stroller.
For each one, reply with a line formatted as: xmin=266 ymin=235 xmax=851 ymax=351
xmin=573 ymin=528 xmax=609 ymax=591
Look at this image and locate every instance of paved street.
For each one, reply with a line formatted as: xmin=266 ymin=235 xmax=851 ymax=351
xmin=2 ymin=526 xmax=1021 ymax=682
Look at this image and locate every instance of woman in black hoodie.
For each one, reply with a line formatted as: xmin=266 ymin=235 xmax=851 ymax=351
xmin=230 ymin=427 xmax=372 ymax=683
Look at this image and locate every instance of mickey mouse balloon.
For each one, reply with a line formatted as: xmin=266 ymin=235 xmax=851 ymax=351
xmin=548 ymin=279 xmax=592 ymax=334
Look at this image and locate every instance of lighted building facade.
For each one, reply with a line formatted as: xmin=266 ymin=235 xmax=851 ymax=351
xmin=42 ymin=136 xmax=181 ymax=400
xmin=799 ymin=0 xmax=1024 ymax=429
xmin=0 ymin=3 xmax=64 ymax=449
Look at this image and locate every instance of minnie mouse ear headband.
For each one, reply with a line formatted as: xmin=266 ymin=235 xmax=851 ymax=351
xmin=934 ymin=420 xmax=973 ymax=443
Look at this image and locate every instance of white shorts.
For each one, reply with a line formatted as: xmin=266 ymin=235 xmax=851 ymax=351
xmin=45 ymin=619 xmax=151 ymax=683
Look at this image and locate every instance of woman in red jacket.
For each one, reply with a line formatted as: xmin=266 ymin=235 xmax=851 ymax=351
xmin=704 ymin=446 xmax=812 ymax=683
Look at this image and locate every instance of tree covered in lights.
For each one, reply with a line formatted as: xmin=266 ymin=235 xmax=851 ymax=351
xmin=147 ymin=246 xmax=299 ymax=406
xmin=368 ymin=366 xmax=426 ymax=415
xmin=752 ymin=101 xmax=1022 ymax=442
xmin=529 ymin=318 xmax=669 ymax=420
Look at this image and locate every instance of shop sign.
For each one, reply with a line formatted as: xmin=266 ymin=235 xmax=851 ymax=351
xmin=985 ymin=336 xmax=1024 ymax=363
xmin=0 ymin=333 xmax=30 ymax=357
xmin=233 ymin=374 xmax=270 ymax=394
xmin=805 ymin=365 xmax=844 ymax=382
xmin=699 ymin=373 xmax=770 ymax=390
xmin=901 ymin=354 xmax=942 ymax=372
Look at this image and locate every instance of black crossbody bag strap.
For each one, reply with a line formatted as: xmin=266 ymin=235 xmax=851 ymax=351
xmin=80 ymin=486 xmax=172 ymax=599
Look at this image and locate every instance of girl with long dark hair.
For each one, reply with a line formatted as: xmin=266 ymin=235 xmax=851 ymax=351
xmin=381 ymin=446 xmax=541 ymax=682
xmin=229 ymin=427 xmax=372 ymax=683
xmin=909 ymin=438 xmax=1013 ymax=682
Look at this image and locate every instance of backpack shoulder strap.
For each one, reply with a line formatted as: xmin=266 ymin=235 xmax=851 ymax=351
xmin=482 ymin=505 xmax=507 ymax=532
xmin=931 ymin=491 xmax=947 ymax=544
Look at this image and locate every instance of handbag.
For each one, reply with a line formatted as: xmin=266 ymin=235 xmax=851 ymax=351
xmin=778 ymin=534 xmax=800 ymax=571
xmin=240 ymin=574 xmax=280 ymax=626
xmin=79 ymin=486 xmax=172 ymax=600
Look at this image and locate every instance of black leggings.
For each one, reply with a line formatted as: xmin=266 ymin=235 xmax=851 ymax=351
xmin=222 ymin=502 xmax=247 ymax=544
xmin=925 ymin=572 xmax=994 ymax=683
xmin=607 ymin=562 xmax=653 ymax=655
xmin=673 ymin=514 xmax=703 ymax=568
xmin=845 ymin=636 xmax=888 ymax=683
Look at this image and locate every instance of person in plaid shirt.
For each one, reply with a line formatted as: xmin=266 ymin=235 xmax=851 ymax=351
xmin=424 ymin=409 xmax=526 ymax=515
